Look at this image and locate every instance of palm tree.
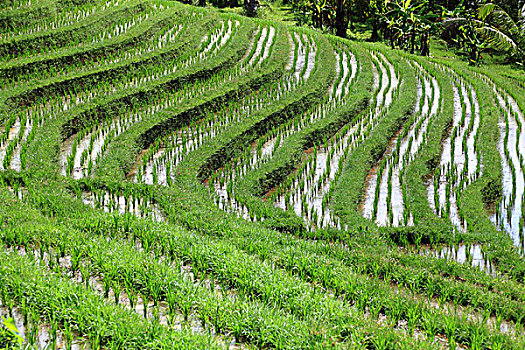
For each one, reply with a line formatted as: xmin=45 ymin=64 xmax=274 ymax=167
xmin=477 ymin=2 xmax=525 ymax=61
xmin=442 ymin=0 xmax=525 ymax=64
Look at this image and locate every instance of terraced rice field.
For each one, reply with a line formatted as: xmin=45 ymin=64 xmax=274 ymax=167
xmin=2 ymin=0 xmax=525 ymax=349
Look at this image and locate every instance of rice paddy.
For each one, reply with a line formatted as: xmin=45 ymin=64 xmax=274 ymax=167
xmin=1 ymin=0 xmax=525 ymax=349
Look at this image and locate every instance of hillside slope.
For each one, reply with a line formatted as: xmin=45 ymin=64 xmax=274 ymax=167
xmin=1 ymin=0 xmax=525 ymax=348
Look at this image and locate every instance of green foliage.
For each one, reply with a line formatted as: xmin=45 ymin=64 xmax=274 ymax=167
xmin=0 ymin=316 xmax=23 ymax=350
xmin=382 ymin=0 xmax=437 ymax=55
xmin=441 ymin=0 xmax=525 ymax=65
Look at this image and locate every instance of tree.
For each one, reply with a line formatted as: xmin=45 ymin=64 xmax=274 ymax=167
xmin=382 ymin=0 xmax=437 ymax=54
xmin=476 ymin=2 xmax=525 ymax=62
xmin=442 ymin=1 xmax=487 ymax=64
xmin=335 ymin=0 xmax=351 ymax=37
xmin=310 ymin=0 xmax=329 ymax=28
xmin=442 ymin=0 xmax=525 ymax=64
xmin=370 ymin=0 xmax=389 ymax=40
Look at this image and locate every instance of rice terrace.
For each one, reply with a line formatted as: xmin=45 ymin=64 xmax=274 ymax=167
xmin=2 ymin=0 xmax=525 ymax=348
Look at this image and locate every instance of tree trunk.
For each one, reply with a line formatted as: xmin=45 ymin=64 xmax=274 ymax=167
xmin=335 ymin=0 xmax=347 ymax=38
xmin=244 ymin=0 xmax=258 ymax=16
xmin=371 ymin=16 xmax=380 ymax=41
xmin=420 ymin=32 xmax=429 ymax=56
xmin=410 ymin=28 xmax=415 ymax=54
xmin=469 ymin=45 xmax=479 ymax=65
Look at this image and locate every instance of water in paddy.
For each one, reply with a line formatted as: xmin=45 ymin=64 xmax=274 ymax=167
xmin=492 ymin=87 xmax=525 ymax=248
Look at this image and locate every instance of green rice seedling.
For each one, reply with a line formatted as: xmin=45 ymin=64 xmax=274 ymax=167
xmin=50 ymin=315 xmax=59 ymax=349
xmin=406 ymin=302 xmax=420 ymax=334
xmin=63 ymin=321 xmax=73 ymax=350
xmin=421 ymin=310 xmax=439 ymax=340
xmin=79 ymin=262 xmax=91 ymax=287
xmin=26 ymin=311 xmax=38 ymax=346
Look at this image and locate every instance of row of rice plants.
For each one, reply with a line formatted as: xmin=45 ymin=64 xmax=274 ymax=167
xmin=365 ymin=238 xmax=522 ymax=302
xmin=58 ymin=20 xmax=239 ymax=178
xmin=206 ymin=33 xmax=329 ymax=219
xmin=0 ymin=0 xmax=155 ymax=62
xmin=243 ymin=25 xmax=276 ymax=68
xmin=489 ymin=76 xmax=525 ymax=250
xmin=64 ymin=194 xmax=525 ymax=349
xmin=268 ymin=50 xmax=398 ymax=230
xmin=0 ymin=0 xmax=187 ymax=89
xmin=426 ymin=67 xmax=481 ymax=233
xmin=81 ymin=188 xmax=164 ymax=222
xmin=361 ymin=61 xmax=440 ymax=228
xmin=0 ymin=111 xmax=33 ymax=171
xmin=420 ymin=242 xmax=493 ymax=274
xmin=0 ymin=248 xmax=223 ymax=349
xmin=132 ymin=29 xmax=306 ymax=187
